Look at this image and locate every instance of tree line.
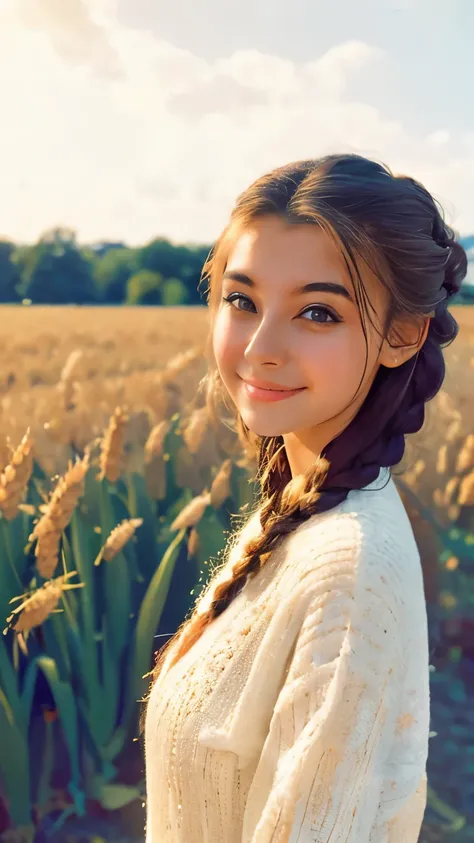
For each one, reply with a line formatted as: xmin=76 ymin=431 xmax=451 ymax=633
xmin=0 ymin=226 xmax=473 ymax=306
xmin=0 ymin=227 xmax=211 ymax=306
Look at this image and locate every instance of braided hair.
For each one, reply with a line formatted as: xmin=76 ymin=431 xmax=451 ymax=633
xmin=141 ymin=153 xmax=467 ymax=719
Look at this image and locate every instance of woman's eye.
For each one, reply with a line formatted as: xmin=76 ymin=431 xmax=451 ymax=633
xmin=222 ymin=293 xmax=340 ymax=324
xmin=300 ymin=306 xmax=340 ymax=324
xmin=222 ymin=293 xmax=255 ymax=312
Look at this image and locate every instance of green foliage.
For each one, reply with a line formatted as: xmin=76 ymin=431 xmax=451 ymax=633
xmin=126 ymin=269 xmax=163 ymax=305
xmin=0 ymin=412 xmax=254 ymax=836
xmin=93 ymin=247 xmax=138 ymax=304
xmin=0 ymin=240 xmax=21 ymax=303
xmin=161 ymin=276 xmax=190 ymax=306
xmin=0 ymin=229 xmax=213 ymax=306
xmin=138 ymin=237 xmax=189 ymax=279
xmin=16 ymin=228 xmax=97 ymax=305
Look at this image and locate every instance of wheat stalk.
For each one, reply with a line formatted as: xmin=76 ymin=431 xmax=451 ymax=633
xmin=436 ymin=444 xmax=448 ymax=475
xmin=210 ymin=459 xmax=232 ymax=508
xmin=187 ymin=527 xmax=200 ymax=557
xmin=456 ymin=434 xmax=474 ymax=474
xmin=458 ymin=471 xmax=474 ymax=507
xmin=161 ymin=347 xmax=200 ymax=383
xmin=446 ymin=418 xmax=462 ymax=444
xmin=444 ymin=475 xmax=460 ymax=506
xmin=170 ymin=491 xmax=211 ymax=530
xmin=4 ymin=572 xmax=84 ymax=652
xmin=59 ymin=349 xmax=83 ymax=382
xmin=30 ymin=451 xmax=90 ymax=579
xmin=413 ymin=459 xmax=426 ymax=479
xmin=55 ymin=349 xmax=84 ymax=412
xmin=144 ymin=420 xmax=170 ymax=463
xmin=0 ymin=429 xmax=35 ymax=522
xmin=95 ymin=517 xmax=144 ymax=565
xmin=143 ymin=420 xmax=170 ymax=500
xmin=98 ymin=406 xmax=129 ymax=482
xmin=183 ymin=406 xmax=208 ymax=454
xmin=432 ymin=488 xmax=445 ymax=509
xmin=0 ymin=437 xmax=13 ymax=475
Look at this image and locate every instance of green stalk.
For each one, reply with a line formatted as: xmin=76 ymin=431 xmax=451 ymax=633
xmin=0 ymin=515 xmax=23 ymax=590
xmin=35 ymin=719 xmax=54 ymax=814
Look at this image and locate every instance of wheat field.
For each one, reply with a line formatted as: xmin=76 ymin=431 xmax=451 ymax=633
xmin=1 ymin=304 xmax=472 ymax=484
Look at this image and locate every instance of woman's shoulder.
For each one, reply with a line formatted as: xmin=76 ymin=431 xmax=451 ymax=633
xmin=295 ymin=469 xmax=417 ymax=551
xmin=231 ymin=469 xmax=420 ymax=572
xmin=290 ymin=470 xmax=423 ymax=604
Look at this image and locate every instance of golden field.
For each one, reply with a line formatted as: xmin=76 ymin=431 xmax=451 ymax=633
xmin=0 ymin=304 xmax=473 ymax=496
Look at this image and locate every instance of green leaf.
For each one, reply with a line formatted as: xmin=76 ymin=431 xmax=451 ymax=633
xmin=99 ymin=612 xmax=120 ymax=747
xmin=427 ymin=784 xmax=466 ymax=832
xmin=126 ymin=472 xmax=158 ymax=581
xmin=122 ymin=528 xmax=186 ymax=734
xmin=0 ymin=516 xmax=26 ymax=622
xmin=101 ymin=725 xmax=128 ymax=763
xmin=104 ymin=549 xmax=131 ymax=662
xmin=19 ymin=657 xmax=40 ymax=735
xmin=99 ymin=481 xmax=132 ymax=663
xmin=42 ymin=608 xmax=71 ymax=679
xmin=33 ymin=655 xmax=86 ymax=816
xmin=89 ymin=777 xmax=144 ymax=811
xmin=36 ymin=720 xmax=55 ymax=812
xmin=0 ymin=635 xmax=20 ymax=716
xmin=0 ymin=687 xmax=32 ymax=828
xmin=69 ymin=507 xmax=102 ymax=742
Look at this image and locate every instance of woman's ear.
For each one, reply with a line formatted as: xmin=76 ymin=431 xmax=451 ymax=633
xmin=380 ymin=315 xmax=431 ymax=369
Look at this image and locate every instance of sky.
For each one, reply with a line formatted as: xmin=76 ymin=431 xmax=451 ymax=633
xmin=0 ymin=0 xmax=473 ymax=248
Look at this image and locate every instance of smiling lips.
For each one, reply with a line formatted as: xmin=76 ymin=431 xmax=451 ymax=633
xmin=239 ymin=376 xmax=307 ymax=403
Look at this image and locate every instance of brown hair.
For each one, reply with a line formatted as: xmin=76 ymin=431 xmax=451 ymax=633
xmin=140 ymin=153 xmax=467 ymax=726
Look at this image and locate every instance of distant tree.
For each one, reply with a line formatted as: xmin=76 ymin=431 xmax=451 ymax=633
xmin=91 ymin=241 xmax=127 ymax=259
xmin=0 ymin=240 xmax=21 ymax=302
xmin=127 ymin=269 xmax=163 ymax=305
xmin=161 ymin=276 xmax=190 ymax=306
xmin=138 ymin=237 xmax=185 ymax=278
xmin=21 ymin=227 xmax=97 ymax=304
xmin=180 ymin=244 xmax=212 ymax=305
xmin=94 ymin=247 xmax=138 ymax=303
xmin=138 ymin=237 xmax=210 ymax=305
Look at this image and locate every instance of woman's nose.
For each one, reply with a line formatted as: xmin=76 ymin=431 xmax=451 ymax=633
xmin=243 ymin=319 xmax=287 ymax=366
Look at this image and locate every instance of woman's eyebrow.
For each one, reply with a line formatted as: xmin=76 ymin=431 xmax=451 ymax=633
xmin=222 ymin=270 xmax=353 ymax=301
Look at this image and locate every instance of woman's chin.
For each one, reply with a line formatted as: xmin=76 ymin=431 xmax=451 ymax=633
xmin=239 ymin=411 xmax=295 ymax=438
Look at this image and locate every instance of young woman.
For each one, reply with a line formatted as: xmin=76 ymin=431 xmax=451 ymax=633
xmin=142 ymin=153 xmax=467 ymax=842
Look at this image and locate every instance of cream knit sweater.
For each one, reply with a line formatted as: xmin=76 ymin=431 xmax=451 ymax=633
xmin=144 ymin=468 xmax=430 ymax=842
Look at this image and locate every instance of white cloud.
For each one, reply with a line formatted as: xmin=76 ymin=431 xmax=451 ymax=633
xmin=15 ymin=0 xmax=123 ymax=78
xmin=426 ymin=130 xmax=451 ymax=146
xmin=0 ymin=0 xmax=472 ymax=247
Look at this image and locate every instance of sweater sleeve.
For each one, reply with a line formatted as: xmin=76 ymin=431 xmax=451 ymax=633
xmin=241 ymin=546 xmax=422 ymax=843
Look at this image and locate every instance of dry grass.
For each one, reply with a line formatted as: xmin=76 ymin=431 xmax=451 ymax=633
xmin=0 ymin=306 xmax=209 ymax=476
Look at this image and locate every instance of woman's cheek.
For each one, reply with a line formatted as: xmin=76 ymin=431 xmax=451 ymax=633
xmin=212 ymin=313 xmax=237 ymax=373
xmin=311 ymin=331 xmax=365 ymax=392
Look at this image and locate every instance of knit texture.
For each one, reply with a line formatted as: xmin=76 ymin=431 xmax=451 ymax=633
xmin=144 ymin=468 xmax=430 ymax=842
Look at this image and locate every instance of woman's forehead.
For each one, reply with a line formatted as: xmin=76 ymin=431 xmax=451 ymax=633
xmin=226 ymin=220 xmax=349 ymax=283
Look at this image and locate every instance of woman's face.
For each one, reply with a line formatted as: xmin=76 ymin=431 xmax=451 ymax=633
xmin=212 ymin=216 xmax=420 ymax=475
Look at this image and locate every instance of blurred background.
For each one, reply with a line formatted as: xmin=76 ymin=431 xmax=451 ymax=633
xmin=0 ymin=1 xmax=473 ymax=841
